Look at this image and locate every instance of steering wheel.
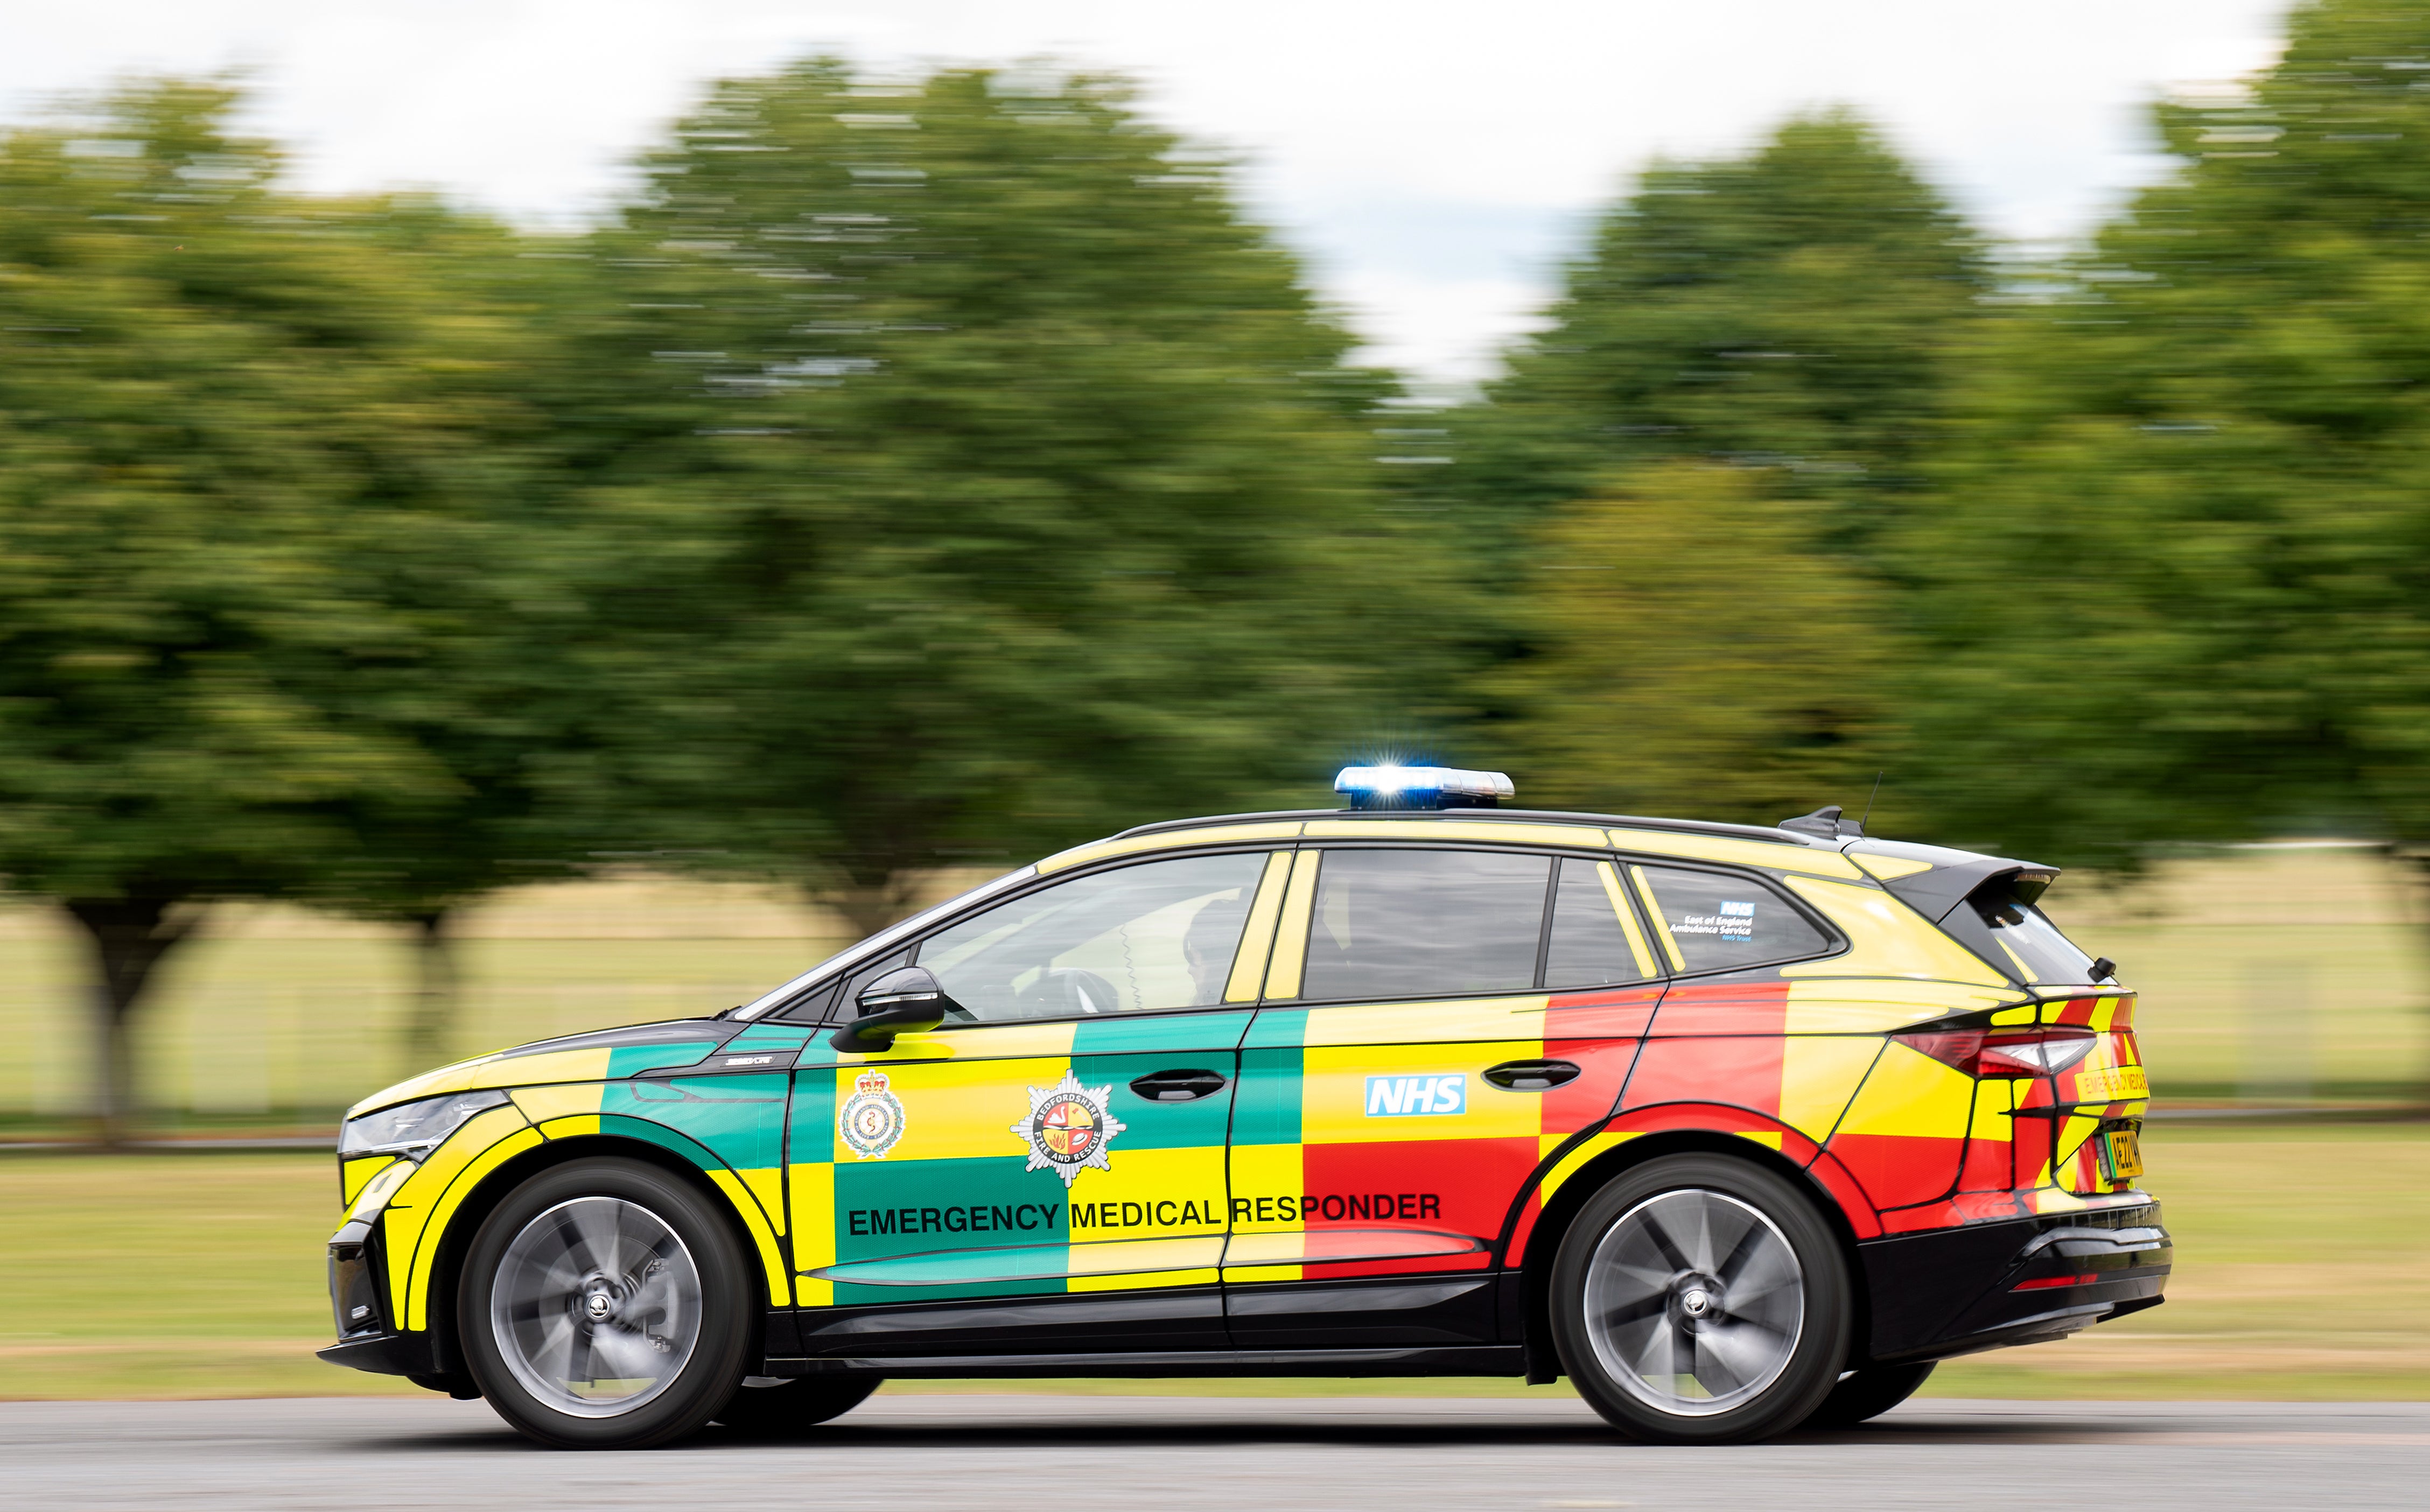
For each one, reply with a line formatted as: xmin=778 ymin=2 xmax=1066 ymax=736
xmin=1011 ymin=968 xmax=1123 ymax=1018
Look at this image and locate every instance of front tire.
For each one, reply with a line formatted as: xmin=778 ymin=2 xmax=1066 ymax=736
xmin=1550 ymin=1154 xmax=1852 ymax=1445
xmin=459 ymin=1158 xmax=755 ymax=1449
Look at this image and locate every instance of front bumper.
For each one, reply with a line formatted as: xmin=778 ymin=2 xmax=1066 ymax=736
xmin=1858 ymin=1201 xmax=2170 ymax=1365
xmin=319 ymin=1216 xmax=446 ymax=1379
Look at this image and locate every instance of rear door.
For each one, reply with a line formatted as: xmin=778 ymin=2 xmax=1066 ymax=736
xmin=1225 ymin=841 xmax=1657 ymax=1347
xmin=786 ymin=849 xmax=1287 ymax=1355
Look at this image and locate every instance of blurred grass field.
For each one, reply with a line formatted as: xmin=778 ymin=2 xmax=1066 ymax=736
xmin=1 ymin=1121 xmax=2422 ymax=1402
xmin=0 ymin=845 xmax=2424 ymax=1134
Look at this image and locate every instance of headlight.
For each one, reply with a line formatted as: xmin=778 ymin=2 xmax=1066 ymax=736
xmin=340 ymin=1088 xmax=510 ymax=1160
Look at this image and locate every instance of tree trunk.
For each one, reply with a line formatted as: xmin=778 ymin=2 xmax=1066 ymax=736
xmin=402 ymin=908 xmax=459 ymax=1072
xmin=822 ymin=874 xmax=919 ymax=942
xmin=62 ymin=897 xmax=201 ymax=1150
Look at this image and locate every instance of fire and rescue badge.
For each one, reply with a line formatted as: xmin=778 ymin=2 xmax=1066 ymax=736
xmin=838 ymin=1069 xmax=906 ymax=1160
xmin=1013 ymin=1071 xmax=1125 ymax=1187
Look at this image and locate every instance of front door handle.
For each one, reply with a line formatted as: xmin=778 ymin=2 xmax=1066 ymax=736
xmin=1483 ymin=1059 xmax=1581 ymax=1092
xmin=1129 ymin=1068 xmax=1229 ymax=1102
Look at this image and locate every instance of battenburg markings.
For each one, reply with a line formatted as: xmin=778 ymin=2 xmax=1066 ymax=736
xmin=1364 ymin=1073 xmax=1466 ymax=1117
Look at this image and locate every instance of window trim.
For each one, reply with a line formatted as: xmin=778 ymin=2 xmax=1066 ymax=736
xmin=1614 ymin=853 xmax=1848 ymax=980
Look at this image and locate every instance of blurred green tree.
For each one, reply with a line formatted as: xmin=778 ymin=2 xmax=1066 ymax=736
xmin=1453 ymin=112 xmax=1990 ymax=538
xmin=1487 ymin=464 xmax=1896 ymax=824
xmin=1897 ymin=0 xmax=2430 ymax=876
xmin=0 ymin=83 xmax=577 ymax=1130
xmin=563 ymin=61 xmax=1454 ymax=932
xmin=1454 ymin=114 xmax=1985 ymax=822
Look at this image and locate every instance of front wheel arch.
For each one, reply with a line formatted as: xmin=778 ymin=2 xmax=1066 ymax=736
xmin=417 ymin=1134 xmax=768 ymax=1385
xmin=1518 ymin=1129 xmax=1868 ymax=1385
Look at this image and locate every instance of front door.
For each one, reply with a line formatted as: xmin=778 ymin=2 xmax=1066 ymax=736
xmin=786 ymin=848 xmax=1287 ymax=1355
xmin=1226 ymin=842 xmax=1659 ymax=1347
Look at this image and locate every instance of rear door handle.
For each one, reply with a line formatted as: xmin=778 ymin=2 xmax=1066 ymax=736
xmin=1129 ymin=1068 xmax=1230 ymax=1102
xmin=1483 ymin=1059 xmax=1581 ymax=1092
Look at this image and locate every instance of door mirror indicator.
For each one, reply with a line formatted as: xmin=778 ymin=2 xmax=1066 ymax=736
xmin=830 ymin=967 xmax=958 ymax=1051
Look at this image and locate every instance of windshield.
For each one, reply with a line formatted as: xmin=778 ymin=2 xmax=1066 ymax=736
xmin=724 ymin=864 xmax=1039 ymax=1019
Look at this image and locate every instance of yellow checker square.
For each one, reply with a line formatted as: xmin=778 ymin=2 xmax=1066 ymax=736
xmin=789 ymin=1162 xmax=836 ymax=1275
xmin=1300 ymin=1039 xmax=1545 ymax=1145
xmin=855 ymin=1050 xmax=1076 ymax=1163
xmin=1061 ymin=1143 xmax=1230 ymax=1238
xmin=1297 ymin=997 xmax=1547 ymax=1049
xmin=1777 ymin=1036 xmax=1883 ymax=1142
xmin=1228 ymin=1142 xmax=1308 ymax=1233
xmin=1064 ymin=1236 xmax=1227 ymax=1283
xmin=509 ymin=1081 xmax=607 ymax=1125
xmin=1834 ymin=1041 xmax=1974 ymax=1139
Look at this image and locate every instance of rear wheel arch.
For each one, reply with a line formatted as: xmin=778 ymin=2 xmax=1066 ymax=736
xmin=1518 ymin=1127 xmax=1868 ymax=1383
xmin=416 ymin=1134 xmax=766 ymax=1384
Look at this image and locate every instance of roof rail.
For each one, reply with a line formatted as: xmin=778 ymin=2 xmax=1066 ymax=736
xmin=1105 ymin=806 xmax=1820 ymax=847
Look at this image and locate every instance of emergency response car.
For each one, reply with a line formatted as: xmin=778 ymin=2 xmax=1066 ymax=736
xmin=321 ymin=767 xmax=2167 ymax=1447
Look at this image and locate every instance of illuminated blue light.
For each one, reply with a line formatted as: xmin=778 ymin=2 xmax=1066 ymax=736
xmin=1333 ymin=765 xmax=1515 ymax=810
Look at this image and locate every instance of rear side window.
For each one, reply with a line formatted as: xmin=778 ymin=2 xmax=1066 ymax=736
xmin=1301 ymin=849 xmax=1549 ymax=1001
xmin=1976 ymin=895 xmax=2098 ymax=986
xmin=1629 ymin=864 xmax=1828 ymax=974
xmin=1544 ymin=857 xmax=1656 ymax=988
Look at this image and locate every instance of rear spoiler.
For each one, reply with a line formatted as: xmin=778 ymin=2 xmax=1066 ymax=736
xmin=1880 ymin=857 xmax=2060 ymax=925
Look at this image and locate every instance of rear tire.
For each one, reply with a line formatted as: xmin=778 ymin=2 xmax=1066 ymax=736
xmin=1550 ymin=1154 xmax=1853 ymax=1445
xmin=715 ymin=1375 xmax=882 ymax=1437
xmin=458 ymin=1157 xmax=754 ymax=1450
xmin=1803 ymin=1360 xmax=1935 ymax=1429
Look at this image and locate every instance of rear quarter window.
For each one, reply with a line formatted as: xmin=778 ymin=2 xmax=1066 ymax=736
xmin=1629 ymin=864 xmax=1831 ymax=974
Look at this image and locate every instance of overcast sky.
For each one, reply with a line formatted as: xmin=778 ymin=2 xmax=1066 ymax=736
xmin=9 ymin=1 xmax=2294 ymax=388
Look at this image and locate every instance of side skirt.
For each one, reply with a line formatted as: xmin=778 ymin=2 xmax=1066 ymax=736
xmin=754 ymin=1345 xmax=1527 ymax=1380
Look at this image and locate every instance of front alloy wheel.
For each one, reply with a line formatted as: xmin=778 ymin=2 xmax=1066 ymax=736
xmin=461 ymin=1158 xmax=753 ymax=1448
xmin=1552 ymin=1155 xmax=1851 ymax=1444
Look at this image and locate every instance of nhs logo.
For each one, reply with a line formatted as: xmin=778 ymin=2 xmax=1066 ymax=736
xmin=1365 ymin=1074 xmax=1467 ymax=1117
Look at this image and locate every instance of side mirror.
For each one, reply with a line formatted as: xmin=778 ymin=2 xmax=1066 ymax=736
xmin=829 ymin=966 xmax=957 ymax=1052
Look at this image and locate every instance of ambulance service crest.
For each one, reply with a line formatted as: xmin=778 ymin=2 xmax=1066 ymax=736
xmin=838 ymin=1069 xmax=906 ymax=1160
xmin=1013 ymin=1071 xmax=1126 ymax=1187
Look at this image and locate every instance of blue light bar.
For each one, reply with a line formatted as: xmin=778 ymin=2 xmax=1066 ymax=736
xmin=1334 ymin=765 xmax=1516 ymax=811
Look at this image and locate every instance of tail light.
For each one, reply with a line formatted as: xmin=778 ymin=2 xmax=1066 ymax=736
xmin=1894 ymin=1025 xmax=2097 ymax=1078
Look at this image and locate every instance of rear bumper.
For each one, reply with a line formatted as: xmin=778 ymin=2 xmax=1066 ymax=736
xmin=1858 ymin=1201 xmax=2170 ymax=1365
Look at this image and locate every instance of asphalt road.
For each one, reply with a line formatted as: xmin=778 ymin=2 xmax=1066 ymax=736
xmin=5 ymin=1394 xmax=2423 ymax=1511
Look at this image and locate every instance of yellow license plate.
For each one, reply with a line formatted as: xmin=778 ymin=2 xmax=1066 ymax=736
xmin=2103 ymin=1128 xmax=2144 ymax=1182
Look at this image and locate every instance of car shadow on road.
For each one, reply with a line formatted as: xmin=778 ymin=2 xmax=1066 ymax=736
xmin=346 ymin=1414 xmax=2149 ymax=1455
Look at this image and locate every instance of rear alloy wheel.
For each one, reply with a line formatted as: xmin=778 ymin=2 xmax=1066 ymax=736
xmin=460 ymin=1158 xmax=754 ymax=1449
xmin=715 ymin=1375 xmax=882 ymax=1437
xmin=1551 ymin=1154 xmax=1852 ymax=1444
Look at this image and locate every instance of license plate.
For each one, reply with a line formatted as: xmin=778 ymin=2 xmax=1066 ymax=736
xmin=2102 ymin=1127 xmax=2144 ymax=1182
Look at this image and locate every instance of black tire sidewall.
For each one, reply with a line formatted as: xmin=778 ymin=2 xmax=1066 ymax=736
xmin=458 ymin=1157 xmax=756 ymax=1450
xmin=1550 ymin=1152 xmax=1853 ymax=1444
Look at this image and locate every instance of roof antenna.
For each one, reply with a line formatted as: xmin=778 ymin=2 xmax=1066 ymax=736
xmin=1857 ymin=771 xmax=1884 ymax=835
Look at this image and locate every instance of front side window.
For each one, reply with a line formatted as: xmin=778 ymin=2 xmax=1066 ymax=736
xmin=915 ymin=852 xmax=1268 ymax=1022
xmin=1299 ymin=848 xmax=1550 ymax=1001
xmin=1630 ymin=864 xmax=1829 ymax=974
